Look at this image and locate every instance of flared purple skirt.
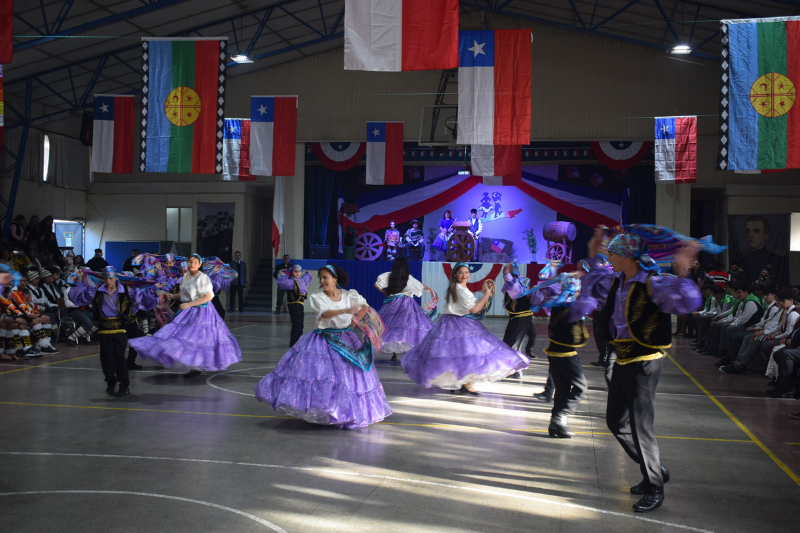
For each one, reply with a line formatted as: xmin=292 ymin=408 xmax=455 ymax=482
xmin=129 ymin=305 xmax=242 ymax=371
xmin=253 ymin=329 xmax=393 ymax=429
xmin=378 ymin=296 xmax=433 ymax=354
xmin=401 ymin=314 xmax=530 ymax=389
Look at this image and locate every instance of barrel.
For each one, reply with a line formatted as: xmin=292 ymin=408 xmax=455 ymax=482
xmin=542 ymin=221 xmax=577 ymax=243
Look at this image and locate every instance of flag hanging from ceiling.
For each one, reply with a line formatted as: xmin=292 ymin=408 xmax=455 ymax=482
xmin=311 ymin=142 xmax=366 ymax=170
xmin=250 ymin=96 xmax=297 ymax=176
xmin=272 ymin=176 xmax=285 ymax=256
xmin=0 ymin=0 xmax=13 ymax=64
xmin=718 ymin=17 xmax=800 ymax=170
xmin=457 ymin=29 xmax=531 ymax=145
xmin=366 ymin=121 xmax=403 ymax=185
xmin=140 ymin=37 xmax=227 ymax=174
xmin=655 ymin=116 xmax=697 ymax=183
xmin=0 ymin=65 xmax=4 ymax=149
xmin=344 ymin=0 xmax=459 ymax=71
xmin=470 ymin=145 xmax=522 ymax=183
xmin=91 ymin=95 xmax=135 ymax=174
xmin=589 ymin=141 xmax=652 ymax=170
xmin=222 ymin=118 xmax=255 ymax=181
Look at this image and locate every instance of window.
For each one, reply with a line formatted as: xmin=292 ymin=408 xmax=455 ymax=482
xmin=43 ymin=135 xmax=50 ymax=181
xmin=166 ymin=208 xmax=192 ymax=242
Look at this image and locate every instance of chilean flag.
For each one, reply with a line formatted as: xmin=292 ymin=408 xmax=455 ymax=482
xmin=344 ymin=0 xmax=459 ymax=72
xmin=654 ymin=116 xmax=697 ymax=183
xmin=366 ymin=121 xmax=403 ymax=185
xmin=90 ymin=95 xmax=134 ymax=174
xmin=222 ymin=119 xmax=255 ymax=181
xmin=457 ymin=30 xmax=531 ymax=146
xmin=250 ymin=96 xmax=297 ymax=177
xmin=470 ymin=145 xmax=522 ymax=183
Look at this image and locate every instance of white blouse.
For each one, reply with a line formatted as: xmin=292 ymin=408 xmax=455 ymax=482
xmin=443 ymin=284 xmax=477 ymax=316
xmin=375 ymin=272 xmax=424 ymax=298
xmin=309 ymin=289 xmax=368 ymax=330
xmin=180 ymin=271 xmax=214 ymax=303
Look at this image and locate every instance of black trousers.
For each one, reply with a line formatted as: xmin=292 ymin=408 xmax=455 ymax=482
xmin=549 ymin=355 xmax=587 ymax=419
xmin=727 ymin=329 xmax=752 ymax=360
xmin=275 ymin=288 xmax=286 ymax=312
xmin=696 ymin=315 xmax=715 ymax=344
xmin=592 ymin=314 xmax=607 ymax=363
xmin=775 ymin=349 xmax=800 ymax=392
xmin=229 ymin=283 xmax=244 ymax=311
xmin=503 ymin=315 xmax=533 ymax=353
xmin=543 ymin=374 xmax=554 ymax=397
xmin=99 ymin=332 xmax=129 ymax=387
xmin=288 ymin=302 xmax=305 ymax=347
xmin=212 ymin=293 xmax=226 ymax=320
xmin=126 ymin=321 xmax=142 ymax=365
xmin=606 ymin=358 xmax=664 ymax=490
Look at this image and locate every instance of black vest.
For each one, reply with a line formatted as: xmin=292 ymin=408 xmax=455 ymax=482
xmin=599 ymin=273 xmax=671 ymax=363
xmin=287 ymin=279 xmax=308 ymax=305
xmin=544 ymin=306 xmax=589 ymax=357
xmin=91 ymin=287 xmax=134 ymax=333
xmin=503 ymin=291 xmax=533 ymax=317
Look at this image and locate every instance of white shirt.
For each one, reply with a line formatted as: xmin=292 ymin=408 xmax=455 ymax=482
xmin=375 ymin=272 xmax=423 ymax=298
xmin=62 ymin=286 xmax=79 ymax=308
xmin=776 ymin=306 xmax=799 ymax=339
xmin=753 ymin=301 xmax=779 ymax=329
xmin=443 ymin=284 xmax=476 ymax=316
xmin=760 ymin=303 xmax=784 ymax=334
xmin=180 ymin=271 xmax=213 ymax=303
xmin=309 ymin=289 xmax=368 ymax=330
xmin=729 ymin=300 xmax=759 ymax=327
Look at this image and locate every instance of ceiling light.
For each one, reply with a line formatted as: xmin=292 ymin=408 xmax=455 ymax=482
xmin=231 ymin=53 xmax=254 ymax=64
xmin=671 ymin=44 xmax=691 ymax=55
xmin=457 ymin=169 xmax=471 ymax=175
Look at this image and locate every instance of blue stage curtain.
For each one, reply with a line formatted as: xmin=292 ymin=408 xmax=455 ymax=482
xmin=305 ymin=167 xmax=336 ymax=251
xmin=330 ymin=260 xmax=423 ymax=310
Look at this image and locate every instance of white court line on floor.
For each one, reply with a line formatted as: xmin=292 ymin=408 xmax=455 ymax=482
xmin=0 ymin=452 xmax=713 ymax=533
xmin=0 ymin=489 xmax=287 ymax=532
xmin=205 ymin=366 xmax=276 ymax=396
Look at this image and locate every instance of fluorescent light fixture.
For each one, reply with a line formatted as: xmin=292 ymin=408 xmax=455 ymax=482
xmin=671 ymin=44 xmax=691 ymax=55
xmin=457 ymin=169 xmax=471 ymax=175
xmin=231 ymin=53 xmax=254 ymax=64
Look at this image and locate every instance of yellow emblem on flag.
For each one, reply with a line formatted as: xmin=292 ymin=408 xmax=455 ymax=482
xmin=164 ymin=86 xmax=201 ymax=127
xmin=750 ymin=73 xmax=796 ymax=118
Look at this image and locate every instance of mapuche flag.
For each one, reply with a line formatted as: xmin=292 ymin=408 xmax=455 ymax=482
xmin=344 ymin=0 xmax=459 ymax=72
xmin=222 ymin=118 xmax=255 ymax=181
xmin=140 ymin=37 xmax=227 ymax=174
xmin=719 ymin=17 xmax=800 ymax=170
xmin=250 ymin=96 xmax=297 ymax=177
xmin=366 ymin=121 xmax=403 ymax=185
xmin=0 ymin=65 xmax=4 ymax=149
xmin=91 ymin=95 xmax=135 ymax=174
xmin=655 ymin=116 xmax=697 ymax=184
xmin=457 ymin=30 xmax=531 ymax=146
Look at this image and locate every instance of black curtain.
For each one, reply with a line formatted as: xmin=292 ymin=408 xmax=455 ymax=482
xmin=626 ymin=165 xmax=657 ymax=224
xmin=304 ymin=166 xmax=336 ymax=255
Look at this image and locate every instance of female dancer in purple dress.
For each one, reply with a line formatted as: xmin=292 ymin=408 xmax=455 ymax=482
xmin=128 ymin=254 xmax=241 ymax=378
xmin=254 ymin=264 xmax=392 ymax=429
xmin=374 ymin=257 xmax=434 ymax=363
xmin=401 ymin=262 xmax=530 ymax=395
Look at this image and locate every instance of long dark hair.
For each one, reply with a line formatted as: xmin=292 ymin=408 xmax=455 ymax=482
xmin=386 ymin=256 xmax=410 ymax=296
xmin=319 ymin=264 xmax=349 ymax=287
xmin=445 ymin=264 xmax=468 ymax=304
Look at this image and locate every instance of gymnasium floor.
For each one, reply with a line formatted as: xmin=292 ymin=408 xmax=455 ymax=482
xmin=1 ymin=315 xmax=799 ymax=533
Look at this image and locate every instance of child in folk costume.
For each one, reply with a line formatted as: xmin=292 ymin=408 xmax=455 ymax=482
xmin=128 ymin=254 xmax=242 ymax=378
xmin=500 ymin=263 xmax=536 ymax=377
xmin=401 ymin=262 xmax=529 ymax=395
xmin=276 ymin=264 xmax=313 ymax=347
xmin=254 ymin=265 xmax=392 ymax=429
xmin=374 ymin=256 xmax=435 ymax=362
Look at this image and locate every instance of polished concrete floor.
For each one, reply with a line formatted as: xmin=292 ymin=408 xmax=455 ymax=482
xmin=1 ymin=315 xmax=799 ymax=533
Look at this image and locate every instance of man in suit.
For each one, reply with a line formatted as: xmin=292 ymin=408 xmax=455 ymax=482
xmin=273 ymin=254 xmax=292 ymax=314
xmin=229 ymin=251 xmax=246 ymax=312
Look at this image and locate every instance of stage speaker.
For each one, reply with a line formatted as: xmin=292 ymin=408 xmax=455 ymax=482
xmin=309 ymin=245 xmax=330 ymax=259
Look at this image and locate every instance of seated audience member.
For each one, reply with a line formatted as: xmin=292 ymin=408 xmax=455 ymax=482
xmin=721 ymin=286 xmax=780 ymax=365
xmin=27 ymin=248 xmax=43 ymax=272
xmin=9 ymin=215 xmax=28 ymax=250
xmin=705 ymin=263 xmax=731 ymax=287
xmin=688 ymin=283 xmax=715 ymax=338
xmin=61 ymin=273 xmax=97 ymax=346
xmin=757 ymin=265 xmax=776 ymax=288
xmin=74 ymin=255 xmax=86 ymax=269
xmin=769 ymin=324 xmax=800 ymax=398
xmin=0 ymin=249 xmax=14 ymax=269
xmin=729 ymin=261 xmax=748 ymax=285
xmin=692 ymin=285 xmax=727 ymax=348
xmin=720 ymin=289 xmax=797 ymax=374
xmin=697 ymin=283 xmax=760 ymax=356
xmin=85 ymin=249 xmax=109 ymax=271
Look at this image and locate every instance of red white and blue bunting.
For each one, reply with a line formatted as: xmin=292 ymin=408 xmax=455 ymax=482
xmin=311 ymin=142 xmax=366 ymax=171
xmin=590 ymin=141 xmax=652 ymax=170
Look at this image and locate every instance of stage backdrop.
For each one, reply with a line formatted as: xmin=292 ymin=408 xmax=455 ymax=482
xmin=197 ymin=202 xmax=235 ymax=262
xmin=727 ymin=215 xmax=789 ymax=283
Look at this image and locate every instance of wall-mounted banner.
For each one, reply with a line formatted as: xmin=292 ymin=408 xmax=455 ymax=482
xmin=727 ymin=214 xmax=789 ymax=283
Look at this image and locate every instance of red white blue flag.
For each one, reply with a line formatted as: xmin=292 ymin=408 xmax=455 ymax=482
xmin=366 ymin=121 xmax=403 ymax=185
xmin=457 ymin=30 xmax=531 ymax=145
xmin=91 ymin=95 xmax=134 ymax=174
xmin=250 ymin=96 xmax=297 ymax=176
xmin=311 ymin=142 xmax=366 ymax=171
xmin=655 ymin=116 xmax=697 ymax=183
xmin=590 ymin=141 xmax=651 ymax=170
xmin=344 ymin=0 xmax=459 ymax=72
xmin=470 ymin=144 xmax=522 ymax=183
xmin=222 ymin=118 xmax=255 ymax=181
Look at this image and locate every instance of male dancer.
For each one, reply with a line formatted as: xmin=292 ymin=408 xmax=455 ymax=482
xmin=404 ymin=220 xmax=426 ymax=260
xmin=572 ymin=227 xmax=701 ymax=512
xmin=468 ymin=209 xmax=482 ymax=260
xmin=500 ymin=263 xmax=535 ymax=379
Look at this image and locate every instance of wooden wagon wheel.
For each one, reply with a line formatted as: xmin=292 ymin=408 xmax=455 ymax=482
xmin=445 ymin=232 xmax=476 ymax=262
xmin=546 ymin=243 xmax=567 ymax=262
xmin=355 ymin=232 xmax=383 ymax=261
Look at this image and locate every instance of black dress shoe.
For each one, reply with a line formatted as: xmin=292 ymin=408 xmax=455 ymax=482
xmin=525 ymin=351 xmax=536 ymax=359
xmin=459 ymin=385 xmax=479 ymax=396
xmin=630 ymin=465 xmax=670 ymax=494
xmin=768 ymin=378 xmax=778 ymax=386
xmin=790 ymin=412 xmax=800 ymax=419
xmin=714 ymin=358 xmax=731 ymax=367
xmin=106 ymin=385 xmax=116 ymax=397
xmin=589 ymin=360 xmax=603 ymax=366
xmin=768 ymin=388 xmax=793 ymax=398
xmin=633 ymin=489 xmax=664 ymax=512
xmin=127 ymin=362 xmax=143 ymax=370
xmin=115 ymin=387 xmax=130 ymax=397
xmin=548 ymin=419 xmax=574 ymax=438
xmin=534 ymin=392 xmax=553 ymax=402
xmin=184 ymin=370 xmax=201 ymax=378
xmin=390 ymin=353 xmax=398 ymax=363
xmin=508 ymin=372 xmax=521 ymax=379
